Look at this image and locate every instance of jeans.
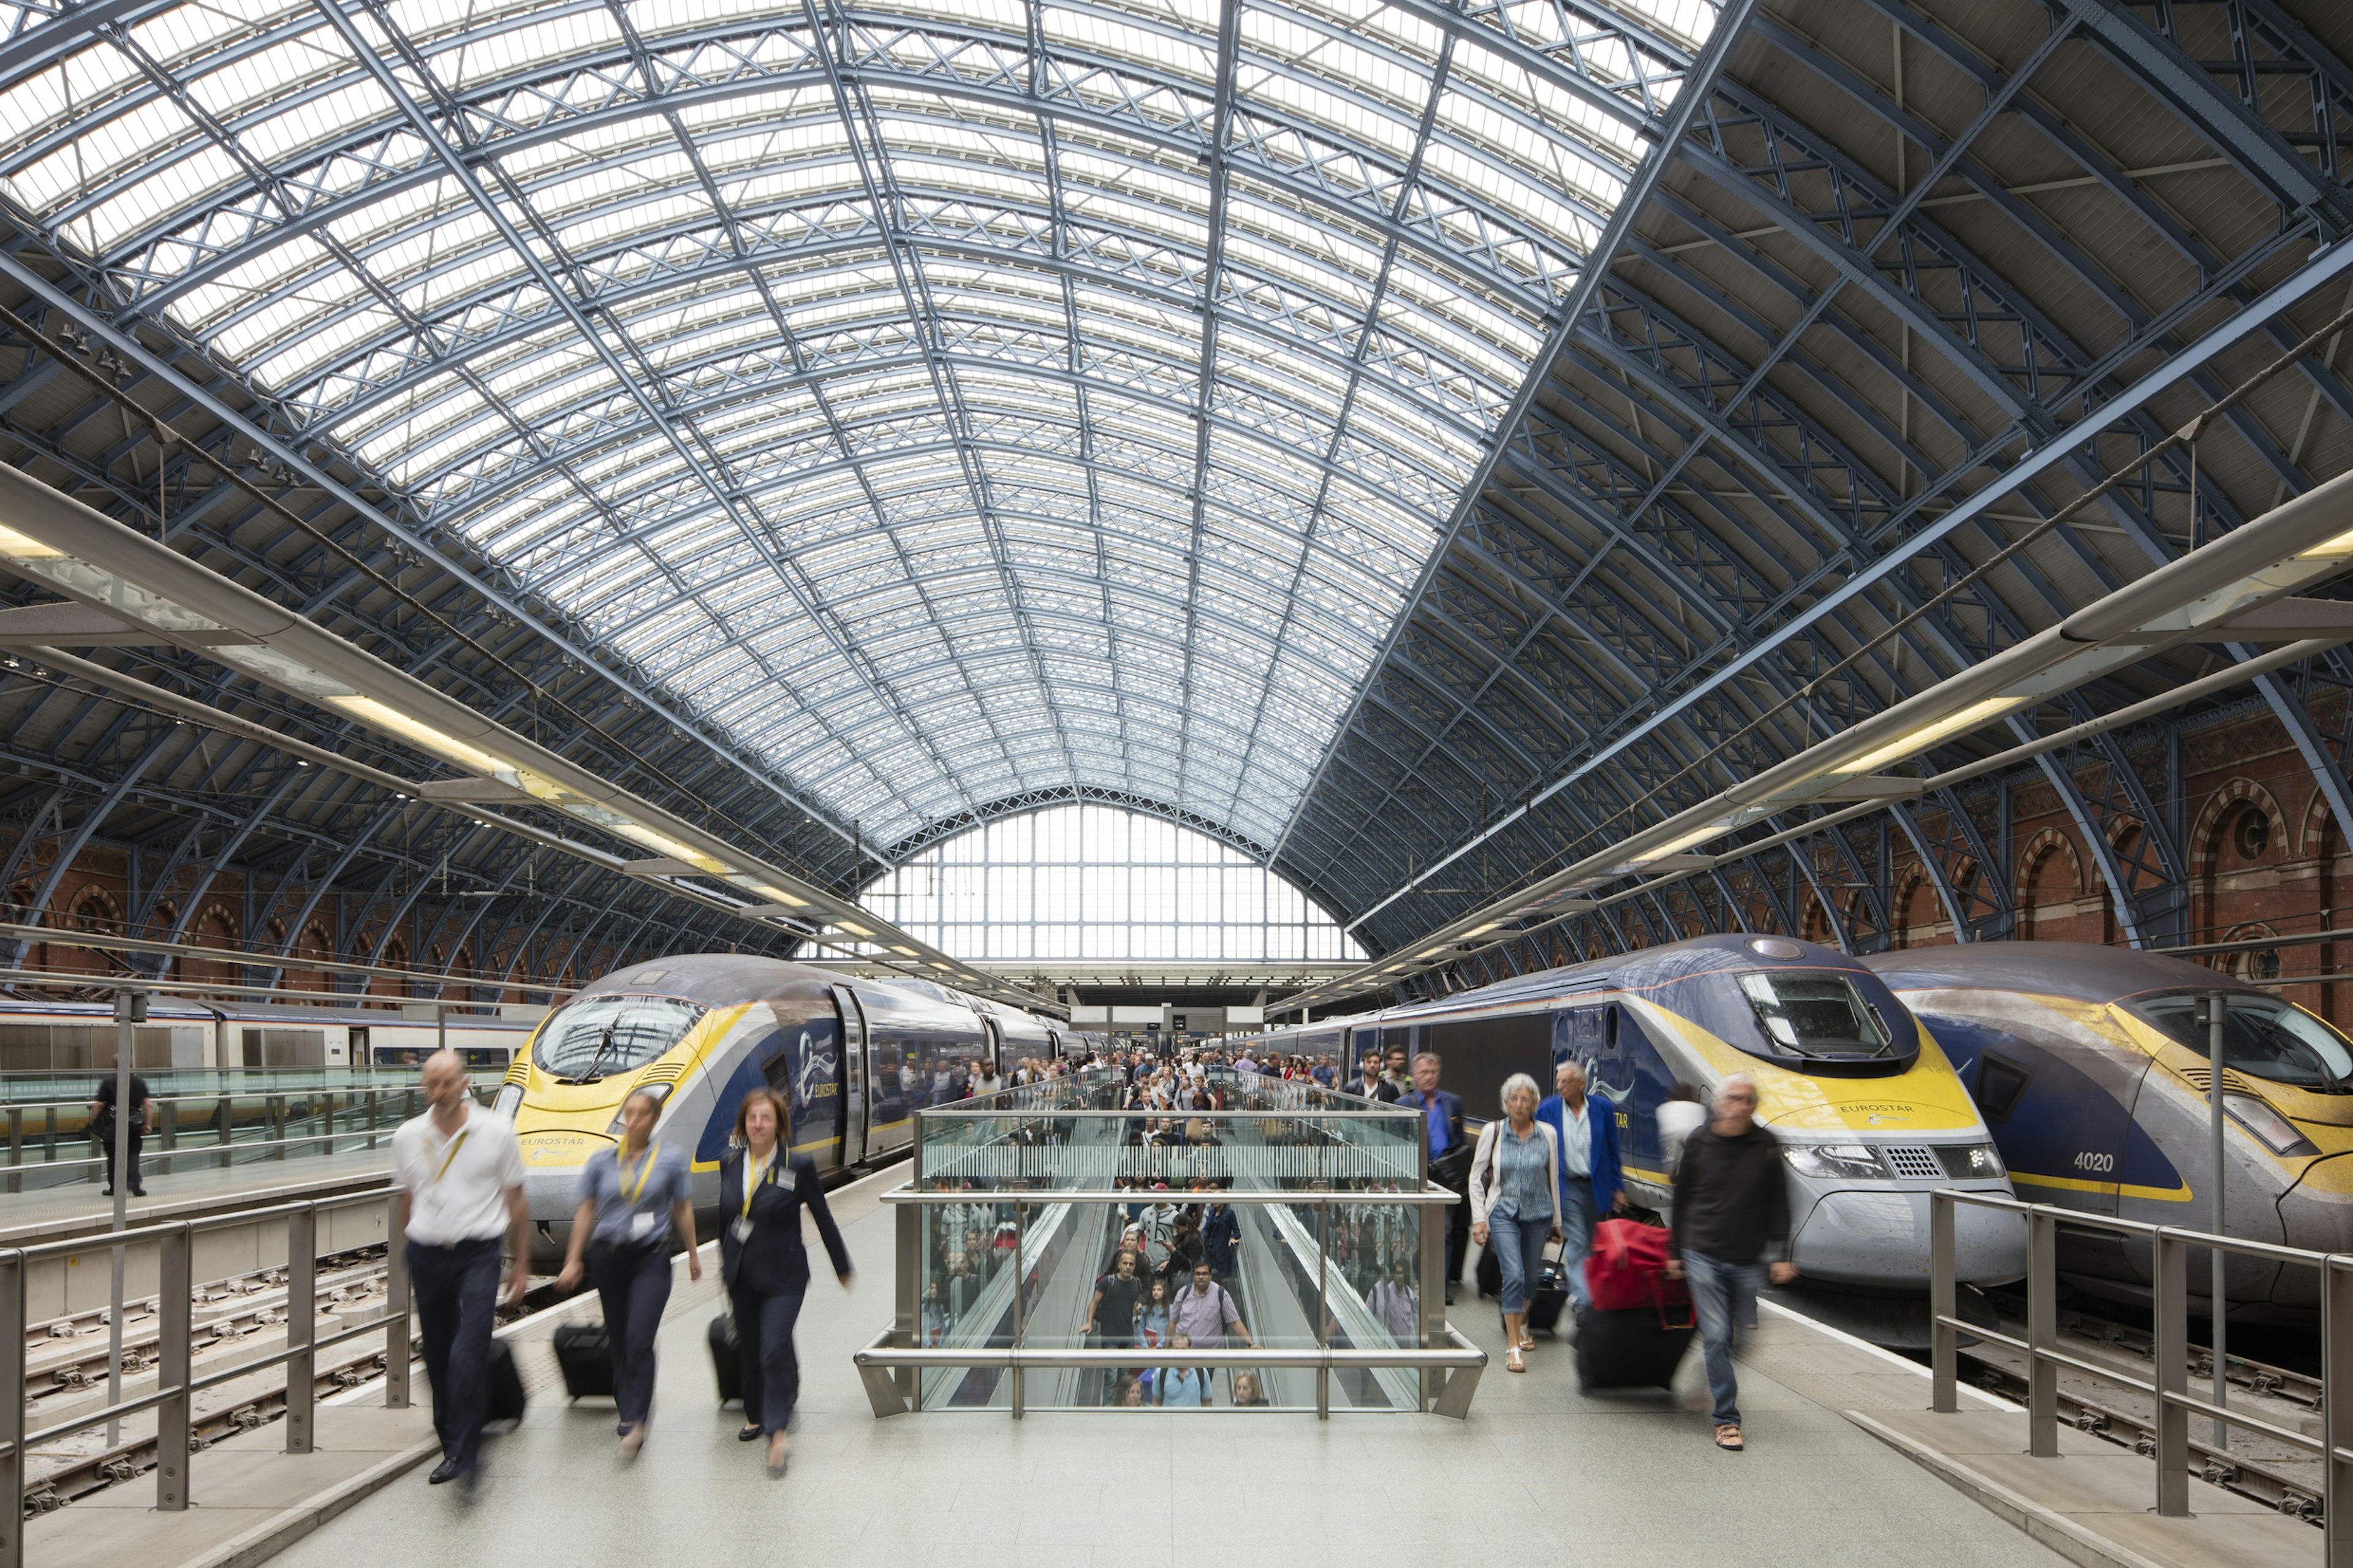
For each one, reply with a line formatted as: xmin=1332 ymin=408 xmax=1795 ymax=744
xmin=731 ymin=1281 xmax=808 ymax=1435
xmin=1683 ymin=1249 xmax=1765 ymax=1425
xmin=1556 ymin=1180 xmax=1597 ymax=1308
xmin=1484 ymin=1214 xmax=1554 ymax=1314
xmin=409 ymin=1237 xmax=502 ymax=1472
xmin=97 ymin=1120 xmax=143 ymax=1193
xmin=588 ymin=1241 xmax=672 ymax=1430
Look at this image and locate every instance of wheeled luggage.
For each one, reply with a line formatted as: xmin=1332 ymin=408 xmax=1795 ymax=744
xmin=484 ymin=1338 xmax=527 ymax=1428
xmin=709 ymin=1313 xmax=741 ymax=1404
xmin=1474 ymin=1240 xmax=1501 ymax=1299
xmin=1572 ymin=1304 xmax=1694 ymax=1392
xmin=551 ymin=1321 xmax=614 ymax=1398
xmin=1525 ymin=1258 xmax=1571 ymax=1335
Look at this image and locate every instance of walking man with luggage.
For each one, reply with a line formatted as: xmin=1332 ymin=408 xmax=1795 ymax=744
xmin=1399 ymin=1053 xmax=1471 ymax=1303
xmin=1538 ymin=1060 xmax=1624 ymax=1312
xmin=392 ymin=1050 xmax=528 ymax=1490
xmin=1664 ymin=1075 xmax=1793 ymax=1453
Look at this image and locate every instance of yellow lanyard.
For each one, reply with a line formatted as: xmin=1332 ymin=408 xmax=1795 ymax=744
xmin=618 ymin=1142 xmax=660 ymax=1205
xmin=741 ymin=1151 xmax=774 ymax=1221
xmin=430 ymin=1129 xmax=470 ymax=1184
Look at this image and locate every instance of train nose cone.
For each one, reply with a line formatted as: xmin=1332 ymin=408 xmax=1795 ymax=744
xmin=1788 ymin=1189 xmax=2026 ymax=1287
xmin=2271 ymin=1152 xmax=2353 ymax=1311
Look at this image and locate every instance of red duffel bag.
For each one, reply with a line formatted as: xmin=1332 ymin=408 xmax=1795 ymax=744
xmin=1584 ymin=1217 xmax=1692 ymax=1321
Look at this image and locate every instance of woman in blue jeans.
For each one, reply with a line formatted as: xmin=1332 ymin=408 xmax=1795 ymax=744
xmin=1469 ymin=1073 xmax=1563 ymax=1374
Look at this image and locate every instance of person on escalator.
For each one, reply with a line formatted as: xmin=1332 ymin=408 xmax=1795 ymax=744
xmin=1172 ymin=1259 xmax=1254 ymax=1350
xmin=1156 ymin=1332 xmax=1210 ymax=1406
xmin=1203 ymin=1200 xmax=1240 ymax=1284
xmin=1083 ymin=1249 xmax=1144 ymax=1403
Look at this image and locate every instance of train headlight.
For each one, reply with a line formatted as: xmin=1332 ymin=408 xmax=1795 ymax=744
xmin=1935 ymin=1143 xmax=2006 ymax=1181
xmin=491 ymin=1083 xmax=523 ymax=1120
xmin=604 ymin=1081 xmax=674 ymax=1135
xmin=2224 ymin=1094 xmax=2319 ymax=1157
xmin=1784 ymin=1143 xmax=1889 ymax=1180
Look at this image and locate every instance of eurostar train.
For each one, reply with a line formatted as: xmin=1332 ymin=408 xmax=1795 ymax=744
xmin=1866 ymin=942 xmax=2353 ymax=1319
xmin=496 ymin=954 xmax=1071 ymax=1265
xmin=1237 ymin=934 xmax=2025 ymax=1288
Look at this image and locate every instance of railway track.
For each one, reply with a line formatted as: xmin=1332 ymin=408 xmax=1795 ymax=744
xmin=1963 ymin=1291 xmax=2327 ymax=1523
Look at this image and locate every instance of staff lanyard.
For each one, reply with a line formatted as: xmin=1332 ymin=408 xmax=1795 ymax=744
xmin=619 ymin=1142 xmax=661 ymax=1205
xmin=741 ymin=1151 xmax=774 ymax=1221
xmin=430 ymin=1128 xmax=471 ymax=1184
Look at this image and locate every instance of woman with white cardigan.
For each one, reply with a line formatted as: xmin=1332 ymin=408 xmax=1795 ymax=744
xmin=1469 ymin=1072 xmax=1564 ymax=1373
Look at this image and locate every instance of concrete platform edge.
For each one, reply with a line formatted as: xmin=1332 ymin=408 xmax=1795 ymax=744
xmin=166 ymin=1436 xmax=443 ymax=1568
xmin=1843 ymin=1409 xmax=2170 ymax=1568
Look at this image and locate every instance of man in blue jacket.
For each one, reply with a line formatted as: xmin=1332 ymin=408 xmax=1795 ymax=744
xmin=1400 ymin=1053 xmax=1471 ymax=1302
xmin=1537 ymin=1059 xmax=1624 ymax=1310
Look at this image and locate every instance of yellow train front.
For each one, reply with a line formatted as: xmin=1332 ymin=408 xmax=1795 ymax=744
xmin=494 ymin=953 xmax=1039 ymax=1267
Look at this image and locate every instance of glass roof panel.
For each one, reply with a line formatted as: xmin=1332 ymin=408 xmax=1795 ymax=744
xmin=0 ymin=0 xmax=1718 ymax=849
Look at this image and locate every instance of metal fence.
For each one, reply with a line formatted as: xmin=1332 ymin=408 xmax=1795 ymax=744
xmin=1929 ymin=1189 xmax=2349 ymax=1559
xmin=0 ymin=1186 xmax=412 ymax=1568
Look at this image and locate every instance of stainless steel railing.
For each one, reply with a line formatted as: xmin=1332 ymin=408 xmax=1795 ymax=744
xmin=0 ymin=1085 xmax=491 ymax=1192
xmin=1928 ymin=1188 xmax=2349 ymax=1556
xmin=0 ymin=1186 xmax=412 ymax=1568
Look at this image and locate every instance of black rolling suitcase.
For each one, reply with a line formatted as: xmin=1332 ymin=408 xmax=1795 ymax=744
xmin=484 ymin=1337 xmax=527 ymax=1430
xmin=1474 ymin=1241 xmax=1501 ymax=1299
xmin=709 ymin=1313 xmax=742 ymax=1405
xmin=552 ymin=1321 xmax=614 ymax=1398
xmin=1525 ymin=1258 xmax=1571 ymax=1335
xmin=1572 ymin=1303 xmax=1694 ymax=1392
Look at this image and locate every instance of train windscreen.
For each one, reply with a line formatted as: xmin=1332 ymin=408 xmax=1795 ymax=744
xmin=534 ymin=994 xmax=707 ymax=1083
xmin=1735 ymin=972 xmax=1893 ymax=1061
xmin=2134 ymin=994 xmax=2353 ymax=1092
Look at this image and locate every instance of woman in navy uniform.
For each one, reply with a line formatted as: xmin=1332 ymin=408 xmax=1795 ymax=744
xmin=719 ymin=1087 xmax=852 ymax=1475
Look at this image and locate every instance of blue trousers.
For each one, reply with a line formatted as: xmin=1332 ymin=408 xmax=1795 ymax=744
xmin=1683 ymin=1249 xmax=1765 ymax=1425
xmin=589 ymin=1241 xmax=672 ymax=1429
xmin=1484 ymin=1214 xmax=1555 ymax=1314
xmin=1557 ymin=1180 xmax=1598 ymax=1308
xmin=409 ymin=1237 xmax=501 ymax=1471
xmin=731 ymin=1281 xmax=807 ymax=1435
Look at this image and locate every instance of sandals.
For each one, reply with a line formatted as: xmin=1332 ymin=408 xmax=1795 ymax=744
xmin=1715 ymin=1422 xmax=1744 ymax=1451
xmin=1506 ymin=1347 xmax=1526 ymax=1374
xmin=1518 ymin=1334 xmax=1536 ymax=1352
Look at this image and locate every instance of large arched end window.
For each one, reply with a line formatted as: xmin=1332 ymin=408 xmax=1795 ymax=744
xmin=863 ymin=806 xmax=1363 ymax=964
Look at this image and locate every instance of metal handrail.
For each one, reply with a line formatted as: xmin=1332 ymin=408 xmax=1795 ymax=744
xmin=1928 ymin=1188 xmax=2352 ymax=1551
xmin=879 ymin=1184 xmax=1464 ymax=1205
xmin=0 ymin=1186 xmax=414 ymax=1567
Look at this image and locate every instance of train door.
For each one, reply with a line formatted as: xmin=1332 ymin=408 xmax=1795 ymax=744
xmin=832 ymin=987 xmax=868 ymax=1166
xmin=980 ymin=1017 xmax=1002 ymax=1081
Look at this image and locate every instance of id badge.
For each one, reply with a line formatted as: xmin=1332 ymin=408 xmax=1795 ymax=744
xmin=732 ymin=1216 xmax=754 ymax=1243
xmin=629 ymin=1211 xmax=659 ymax=1241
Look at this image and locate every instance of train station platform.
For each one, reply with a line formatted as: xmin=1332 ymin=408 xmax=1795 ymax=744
xmin=32 ymin=1157 xmax=2185 ymax=1568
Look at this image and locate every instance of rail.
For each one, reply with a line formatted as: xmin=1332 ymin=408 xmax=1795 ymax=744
xmin=0 ymin=1186 xmax=412 ymax=1567
xmin=1928 ymin=1189 xmax=2351 ymax=1557
xmin=0 ymin=1085 xmax=491 ymax=1192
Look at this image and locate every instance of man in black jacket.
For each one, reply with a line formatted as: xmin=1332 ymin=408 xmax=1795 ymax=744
xmin=1664 ymin=1075 xmax=1795 ymax=1453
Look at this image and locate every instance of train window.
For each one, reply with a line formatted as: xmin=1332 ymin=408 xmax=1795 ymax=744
xmin=534 ymin=995 xmax=707 ymax=1082
xmin=1735 ymin=974 xmax=1892 ymax=1059
xmin=1971 ymin=1052 xmax=2033 ymax=1123
xmin=2134 ymin=994 xmax=2353 ymax=1092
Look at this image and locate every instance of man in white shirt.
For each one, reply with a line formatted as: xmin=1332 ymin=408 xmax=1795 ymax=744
xmin=392 ymin=1050 xmax=528 ymax=1488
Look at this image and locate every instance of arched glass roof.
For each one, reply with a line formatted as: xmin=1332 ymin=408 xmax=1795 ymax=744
xmin=0 ymin=0 xmax=1716 ymax=849
xmin=862 ymin=801 xmax=1363 ymax=960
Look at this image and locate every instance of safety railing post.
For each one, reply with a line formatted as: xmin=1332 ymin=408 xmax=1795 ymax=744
xmin=5 ymin=1107 xmax=17 ymax=1195
xmin=1930 ymin=1191 xmax=1957 ymax=1414
xmin=383 ymin=1196 xmax=411 ymax=1409
xmin=1010 ymin=1199 xmax=1025 ymax=1420
xmin=2153 ymin=1229 xmax=2190 ymax=1515
xmin=1316 ymin=1197 xmax=1330 ymax=1421
xmin=285 ymin=1205 xmax=316 ymax=1454
xmin=270 ymin=1093 xmax=286 ymax=1160
xmin=2028 ymin=1208 xmax=2059 ymax=1458
xmin=216 ymin=1096 xmax=231 ymax=1169
xmin=154 ymin=1225 xmax=191 ymax=1512
xmin=0 ymin=1250 xmax=24 ymax=1568
xmin=2327 ymin=1255 xmax=2353 ymax=1567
